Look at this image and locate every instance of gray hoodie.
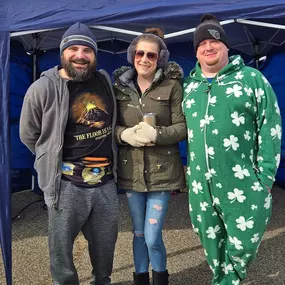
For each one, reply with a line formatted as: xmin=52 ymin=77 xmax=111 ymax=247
xmin=20 ymin=66 xmax=117 ymax=208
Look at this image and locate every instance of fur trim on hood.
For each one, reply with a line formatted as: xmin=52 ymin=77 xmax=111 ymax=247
xmin=113 ymin=61 xmax=183 ymax=82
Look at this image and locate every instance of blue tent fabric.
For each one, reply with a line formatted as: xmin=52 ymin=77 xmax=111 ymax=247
xmin=261 ymin=53 xmax=285 ymax=188
xmin=0 ymin=31 xmax=12 ymax=285
xmin=1 ymin=1 xmax=285 ymax=283
xmin=10 ymin=41 xmax=34 ymax=193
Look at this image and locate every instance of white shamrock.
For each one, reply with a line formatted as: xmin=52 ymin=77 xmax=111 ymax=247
xmin=244 ymin=87 xmax=253 ymax=96
xmin=212 ymin=129 xmax=219 ymax=135
xmin=228 ymin=188 xmax=246 ymax=203
xmin=231 ymin=112 xmax=245 ymax=126
xmin=251 ymin=233 xmax=260 ymax=243
xmin=192 ymin=180 xmax=203 ymax=194
xmin=190 ymin=151 xmax=196 ymax=161
xmin=232 ymin=165 xmax=250 ymax=179
xmin=275 ymin=101 xmax=280 ymax=115
xmin=206 ymin=145 xmax=215 ymax=159
xmin=245 ymin=102 xmax=251 ymax=108
xmin=192 ymin=224 xmax=199 ymax=233
xmin=209 ymin=96 xmax=217 ymax=106
xmin=226 ymin=84 xmax=243 ymax=98
xmin=251 ymin=182 xmax=263 ymax=192
xmin=241 ymin=153 xmax=245 ymax=159
xmin=276 ymin=154 xmax=281 ymax=168
xmin=229 ymin=236 xmax=243 ymax=250
xmin=206 ymin=225 xmax=221 ymax=239
xmin=251 ymin=72 xmax=256 ymax=77
xmin=216 ymin=183 xmax=222 ymax=188
xmin=271 ymin=124 xmax=282 ymax=140
xmin=205 ymin=168 xmax=216 ymax=180
xmin=236 ymin=216 xmax=254 ymax=231
xmin=187 ymin=166 xmax=191 ymax=176
xmin=221 ymin=262 xmax=234 ymax=274
xmin=244 ymin=131 xmax=251 ymax=141
xmin=232 ymin=279 xmax=240 ymax=285
xmin=200 ymin=201 xmax=209 ymax=211
xmin=235 ymin=71 xmax=244 ymax=80
xmin=258 ymin=135 xmax=262 ymax=145
xmin=213 ymin=259 xmax=220 ymax=267
xmin=186 ymin=98 xmax=195 ymax=109
xmin=251 ymin=204 xmax=258 ymax=210
xmin=264 ymin=194 xmax=271 ymax=209
xmin=255 ymin=88 xmax=264 ymax=103
xmin=224 ymin=135 xmax=239 ymax=151
xmin=257 ymin=156 xmax=263 ymax=162
xmin=185 ymin=82 xmax=199 ymax=93
xmin=197 ymin=215 xmax=202 ymax=222
xmin=212 ymin=196 xmax=220 ymax=205
xmin=192 ymin=112 xmax=197 ymax=117
xmin=188 ymin=129 xmax=194 ymax=142
xmin=232 ymin=256 xmax=246 ymax=267
xmin=249 ymin=149 xmax=253 ymax=163
xmin=196 ymin=165 xmax=201 ymax=171
xmin=200 ymin=115 xmax=215 ymax=128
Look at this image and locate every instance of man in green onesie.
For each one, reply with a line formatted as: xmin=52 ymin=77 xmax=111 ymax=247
xmin=182 ymin=14 xmax=282 ymax=285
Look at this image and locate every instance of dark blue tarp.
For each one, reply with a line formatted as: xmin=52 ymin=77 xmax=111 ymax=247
xmin=2 ymin=1 xmax=285 ymax=284
xmin=261 ymin=52 xmax=285 ymax=188
xmin=10 ymin=41 xmax=34 ymax=193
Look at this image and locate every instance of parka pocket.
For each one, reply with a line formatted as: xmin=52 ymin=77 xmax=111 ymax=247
xmin=146 ymin=146 xmax=182 ymax=183
xmin=149 ymin=92 xmax=171 ymax=106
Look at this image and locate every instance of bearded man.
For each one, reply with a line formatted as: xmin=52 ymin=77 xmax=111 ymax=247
xmin=20 ymin=22 xmax=119 ymax=285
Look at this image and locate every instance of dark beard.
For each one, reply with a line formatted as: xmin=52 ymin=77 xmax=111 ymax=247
xmin=61 ymin=58 xmax=96 ymax=82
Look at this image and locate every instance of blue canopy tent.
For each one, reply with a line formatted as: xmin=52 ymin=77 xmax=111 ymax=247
xmin=1 ymin=1 xmax=285 ymax=283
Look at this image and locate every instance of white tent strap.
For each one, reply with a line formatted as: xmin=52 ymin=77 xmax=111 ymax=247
xmin=236 ymin=19 xmax=285 ymax=30
xmin=164 ymin=19 xmax=235 ymax=39
xmin=10 ymin=25 xmax=141 ymax=38
xmin=89 ymin=25 xmax=141 ymax=36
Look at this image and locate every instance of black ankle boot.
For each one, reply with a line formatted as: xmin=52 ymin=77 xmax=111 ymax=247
xmin=133 ymin=272 xmax=150 ymax=285
xmin=152 ymin=270 xmax=169 ymax=285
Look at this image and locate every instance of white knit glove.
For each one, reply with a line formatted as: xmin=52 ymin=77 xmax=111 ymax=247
xmin=121 ymin=125 xmax=151 ymax=147
xmin=136 ymin=122 xmax=157 ymax=143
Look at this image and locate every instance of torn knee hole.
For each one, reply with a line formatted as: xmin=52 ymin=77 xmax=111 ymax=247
xmin=153 ymin=204 xmax=162 ymax=211
xmin=149 ymin=218 xmax=158 ymax=225
xmin=134 ymin=232 xmax=144 ymax=237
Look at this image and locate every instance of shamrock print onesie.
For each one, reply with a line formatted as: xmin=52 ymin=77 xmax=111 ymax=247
xmin=182 ymin=55 xmax=282 ymax=285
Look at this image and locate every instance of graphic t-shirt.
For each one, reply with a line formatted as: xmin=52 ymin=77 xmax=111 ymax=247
xmin=62 ymin=72 xmax=114 ymax=187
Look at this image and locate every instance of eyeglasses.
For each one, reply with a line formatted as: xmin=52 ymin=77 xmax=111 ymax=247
xmin=135 ymin=50 xmax=158 ymax=61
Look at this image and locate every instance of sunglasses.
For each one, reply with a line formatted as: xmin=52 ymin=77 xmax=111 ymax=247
xmin=135 ymin=50 xmax=158 ymax=61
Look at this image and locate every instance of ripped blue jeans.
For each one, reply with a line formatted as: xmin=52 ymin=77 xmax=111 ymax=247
xmin=126 ymin=190 xmax=171 ymax=273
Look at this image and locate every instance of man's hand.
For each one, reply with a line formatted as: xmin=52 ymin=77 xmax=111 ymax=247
xmin=121 ymin=125 xmax=151 ymax=147
xmin=136 ymin=122 xmax=157 ymax=143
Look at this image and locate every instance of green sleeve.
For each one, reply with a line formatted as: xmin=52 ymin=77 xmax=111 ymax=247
xmin=255 ymin=73 xmax=282 ymax=189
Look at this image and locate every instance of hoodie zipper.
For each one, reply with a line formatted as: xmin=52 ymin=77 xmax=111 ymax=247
xmin=52 ymin=79 xmax=69 ymax=209
xmin=204 ymin=84 xmax=212 ymax=176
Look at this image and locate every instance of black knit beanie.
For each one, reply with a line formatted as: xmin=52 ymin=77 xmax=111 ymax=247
xmin=193 ymin=14 xmax=229 ymax=52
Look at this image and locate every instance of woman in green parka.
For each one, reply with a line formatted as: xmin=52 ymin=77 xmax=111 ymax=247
xmin=182 ymin=14 xmax=282 ymax=285
xmin=113 ymin=28 xmax=186 ymax=285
